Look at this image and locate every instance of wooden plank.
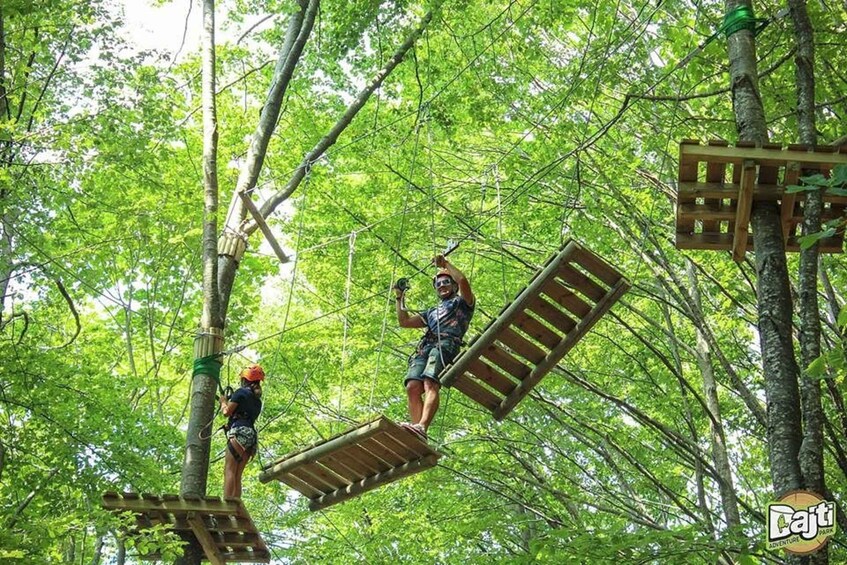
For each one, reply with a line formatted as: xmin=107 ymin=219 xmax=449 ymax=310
xmin=439 ymin=240 xmax=579 ymax=387
xmin=219 ymin=550 xmax=271 ymax=564
xmin=358 ymin=435 xmax=407 ymax=467
xmin=570 ymin=245 xmax=622 ymax=287
xmin=187 ymin=513 xmax=226 ymax=565
xmin=732 ymin=161 xmax=756 ymax=262
xmin=703 ymin=140 xmax=728 ymax=232
xmin=539 ymin=278 xmax=592 ymax=320
xmin=781 ymin=164 xmax=800 ymax=242
xmin=340 ymin=444 xmax=393 ymax=475
xmin=452 ymin=373 xmax=502 ymax=413
xmin=238 ymin=190 xmax=290 ymax=264
xmin=309 ymin=455 xmax=439 ymax=511
xmin=512 ymin=312 xmax=561 ymax=350
xmin=296 ymin=461 xmax=349 ymax=491
xmin=376 ymin=432 xmax=427 ymax=460
xmin=786 ymin=236 xmax=844 ymax=254
xmin=466 ymin=357 xmax=518 ymax=395
xmin=205 ymin=531 xmax=263 ymax=548
xmin=677 ymin=202 xmax=736 ymax=222
xmin=260 ymin=417 xmax=391 ymax=482
xmin=678 ymin=141 xmax=700 ymax=182
xmin=677 ymin=139 xmax=706 ymax=235
xmin=527 ymin=294 xmax=577 ymax=334
xmin=680 ymin=142 xmax=847 ymax=167
xmin=171 ymin=514 xmax=255 ymax=534
xmin=288 ymin=466 xmax=334 ymax=494
xmin=497 ymin=327 xmax=546 ymax=364
xmin=315 ymin=452 xmax=363 ymax=484
xmin=557 ymin=264 xmax=606 ymax=302
xmin=381 ymin=420 xmax=432 ymax=457
xmin=494 ymin=278 xmax=631 ymax=420
xmin=480 ymin=343 xmax=532 ymax=381
xmin=277 ymin=473 xmax=324 ymax=498
xmin=677 ymin=181 xmax=783 ymax=200
xmin=676 ymin=232 xmax=748 ymax=251
xmin=102 ymin=494 xmax=236 ymax=516
xmin=321 ymin=448 xmax=375 ymax=479
xmin=221 ymin=551 xmax=271 ymax=563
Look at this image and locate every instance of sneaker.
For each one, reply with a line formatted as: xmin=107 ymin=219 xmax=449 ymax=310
xmin=402 ymin=422 xmax=428 ymax=441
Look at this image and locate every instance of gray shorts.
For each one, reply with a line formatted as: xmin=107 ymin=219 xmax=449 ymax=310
xmin=226 ymin=425 xmax=257 ymax=453
xmin=405 ymin=342 xmax=459 ymax=385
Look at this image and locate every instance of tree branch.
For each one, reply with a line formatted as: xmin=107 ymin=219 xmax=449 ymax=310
xmin=253 ymin=4 xmax=441 ymax=232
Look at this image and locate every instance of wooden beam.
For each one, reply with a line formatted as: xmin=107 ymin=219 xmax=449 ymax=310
xmin=259 ymin=417 xmax=390 ymax=483
xmin=677 ymin=181 xmax=847 ymax=204
xmin=780 ymin=163 xmax=800 ymax=242
xmin=102 ymin=493 xmax=236 ymax=516
xmin=187 ymin=512 xmax=226 ymax=565
xmin=680 ymin=143 xmax=847 ymax=167
xmin=494 ymin=278 xmax=630 ymax=420
xmin=219 ymin=550 xmax=271 ymax=563
xmin=238 ymin=190 xmax=290 ymax=264
xmin=452 ymin=374 xmax=502 ymax=412
xmin=732 ymin=161 xmax=756 ymax=262
xmin=440 ymin=240 xmax=579 ymax=387
xmin=309 ymin=454 xmax=439 ymax=511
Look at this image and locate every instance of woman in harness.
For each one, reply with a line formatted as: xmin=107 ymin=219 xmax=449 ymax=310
xmin=220 ymin=364 xmax=264 ymax=498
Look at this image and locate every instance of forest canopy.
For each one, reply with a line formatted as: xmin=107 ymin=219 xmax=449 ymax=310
xmin=1 ymin=0 xmax=846 ymax=563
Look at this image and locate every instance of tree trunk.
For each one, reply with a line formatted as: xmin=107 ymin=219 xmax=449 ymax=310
xmin=686 ymin=259 xmax=741 ymax=529
xmin=178 ymin=1 xmax=222 ymax=563
xmin=0 ymin=13 xmax=11 ymax=321
xmin=725 ymin=0 xmax=803 ymax=496
xmin=789 ymin=2 xmax=828 ymax=559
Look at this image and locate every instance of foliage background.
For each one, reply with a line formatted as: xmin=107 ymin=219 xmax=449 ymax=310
xmin=1 ymin=0 xmax=845 ymax=563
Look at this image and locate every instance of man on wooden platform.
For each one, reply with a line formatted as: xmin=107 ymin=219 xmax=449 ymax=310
xmin=394 ymin=254 xmax=475 ymax=440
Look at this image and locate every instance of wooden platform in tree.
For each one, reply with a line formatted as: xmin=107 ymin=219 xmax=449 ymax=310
xmin=258 ymin=415 xmax=440 ymax=511
xmin=101 ymin=492 xmax=270 ymax=564
xmin=675 ymin=139 xmax=847 ymax=260
xmin=439 ymin=239 xmax=630 ymax=420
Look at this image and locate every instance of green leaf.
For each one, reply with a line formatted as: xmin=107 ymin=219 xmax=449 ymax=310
xmin=799 ymin=173 xmax=829 ymax=187
xmin=838 ymin=306 xmax=847 ymax=328
xmin=785 ymin=183 xmax=813 ymax=193
xmin=806 ymin=355 xmax=827 ymax=378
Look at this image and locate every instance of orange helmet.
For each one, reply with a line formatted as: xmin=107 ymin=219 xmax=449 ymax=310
xmin=240 ymin=364 xmax=265 ymax=382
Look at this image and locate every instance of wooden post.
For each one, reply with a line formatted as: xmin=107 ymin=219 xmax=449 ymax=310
xmin=780 ymin=163 xmax=800 ymax=243
xmin=732 ymin=160 xmax=757 ymax=262
xmin=493 ymin=278 xmax=631 ymax=420
xmin=440 ymin=240 xmax=579 ymax=387
xmin=309 ymin=454 xmax=439 ymax=511
xmin=238 ymin=190 xmax=290 ymax=264
xmin=258 ymin=418 xmax=390 ymax=483
xmin=186 ymin=512 xmax=225 ymax=565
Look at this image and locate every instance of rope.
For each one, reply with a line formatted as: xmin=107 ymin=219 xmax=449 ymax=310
xmin=335 ymin=230 xmax=356 ymax=432
xmin=368 ymin=104 xmax=421 ymax=410
xmin=494 ymin=165 xmax=508 ymax=304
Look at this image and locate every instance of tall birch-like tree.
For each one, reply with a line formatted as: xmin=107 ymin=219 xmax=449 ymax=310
xmin=724 ymin=0 xmax=803 ymax=498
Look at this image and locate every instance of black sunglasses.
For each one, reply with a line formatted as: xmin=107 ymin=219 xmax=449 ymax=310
xmin=434 ymin=278 xmax=453 ymax=289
